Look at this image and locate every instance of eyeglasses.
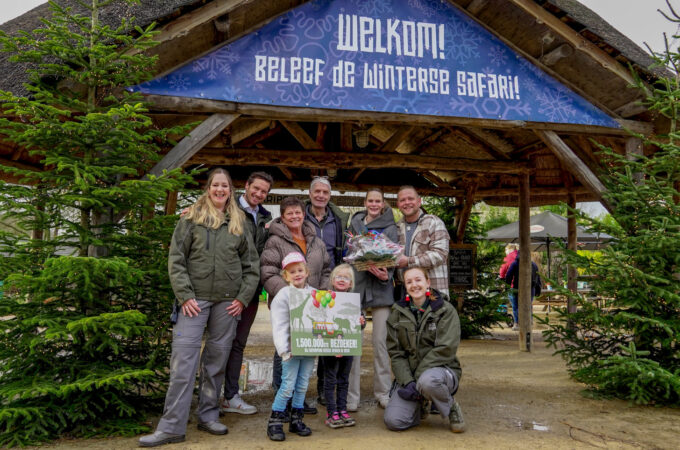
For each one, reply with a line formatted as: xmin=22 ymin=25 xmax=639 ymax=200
xmin=334 ymin=275 xmax=351 ymax=282
xmin=312 ymin=175 xmax=329 ymax=180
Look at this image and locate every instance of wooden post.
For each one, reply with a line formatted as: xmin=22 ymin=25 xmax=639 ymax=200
xmin=148 ymin=113 xmax=239 ymax=178
xmin=567 ymin=193 xmax=578 ymax=318
xmin=165 ymin=191 xmax=178 ymax=216
xmin=455 ymin=182 xmax=478 ymax=243
xmin=518 ymin=173 xmax=533 ymax=352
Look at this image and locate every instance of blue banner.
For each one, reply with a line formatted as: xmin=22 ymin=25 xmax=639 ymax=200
xmin=131 ymin=0 xmax=619 ymax=128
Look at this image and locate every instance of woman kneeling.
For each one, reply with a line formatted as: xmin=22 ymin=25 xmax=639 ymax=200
xmin=384 ymin=267 xmax=465 ymax=433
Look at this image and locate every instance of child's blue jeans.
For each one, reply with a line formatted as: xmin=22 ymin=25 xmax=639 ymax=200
xmin=272 ymin=356 xmax=315 ymax=412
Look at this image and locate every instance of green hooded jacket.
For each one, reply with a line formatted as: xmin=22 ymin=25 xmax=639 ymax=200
xmin=386 ymin=289 xmax=462 ymax=386
xmin=168 ymin=216 xmax=260 ymax=305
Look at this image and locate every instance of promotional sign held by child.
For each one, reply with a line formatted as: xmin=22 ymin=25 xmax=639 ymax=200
xmin=320 ymin=264 xmax=365 ymax=429
xmin=267 ymin=252 xmax=316 ymax=442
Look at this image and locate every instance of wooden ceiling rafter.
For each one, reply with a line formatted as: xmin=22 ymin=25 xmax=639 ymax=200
xmin=228 ymin=119 xmax=271 ymax=145
xmin=143 ymin=95 xmax=652 ymax=136
xmin=373 ymin=125 xmax=416 ymax=153
xmin=449 ymin=127 xmax=511 ymax=161
xmin=409 ymin=127 xmax=450 ymax=155
xmin=237 ymin=122 xmax=282 ymax=147
xmin=189 ymin=148 xmax=528 ymax=174
xmin=279 ymin=120 xmax=320 ymax=150
xmin=508 ymin=0 xmax=638 ymax=89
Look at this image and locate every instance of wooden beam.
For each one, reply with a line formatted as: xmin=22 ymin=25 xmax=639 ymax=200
xmin=0 ymin=157 xmax=40 ymax=173
xmin=518 ymin=173 xmax=532 ymax=352
xmin=165 ymin=191 xmax=178 ymax=216
xmin=567 ymin=193 xmax=578 ymax=317
xmin=238 ymin=123 xmax=281 ymax=147
xmin=410 ymin=128 xmax=449 ymax=155
xmin=149 ymin=113 xmax=239 ymax=177
xmin=509 ymin=0 xmax=637 ymax=87
xmin=456 ymin=182 xmax=478 ymax=243
xmin=316 ymin=123 xmax=327 ymax=148
xmin=452 ymin=128 xmax=511 ymax=161
xmin=421 ymin=171 xmax=450 ymax=188
xmin=540 ymin=43 xmax=574 ymax=66
xmin=535 ymin=130 xmax=612 ymax=212
xmin=615 ymin=99 xmax=648 ymax=118
xmin=279 ymin=120 xmax=320 ymax=149
xmin=279 ymin=167 xmax=294 ymax=180
xmin=190 ymin=148 xmax=529 ymax=174
xmin=477 ymin=185 xmax=590 ymax=198
xmin=127 ymin=0 xmax=252 ymax=56
xmin=340 ymin=123 xmax=353 ymax=151
xmin=230 ymin=119 xmax=271 ymax=144
xmin=464 ymin=127 xmax=515 ymax=155
xmin=144 ymin=95 xmax=646 ymax=136
xmin=467 ymin=0 xmax=489 ymax=15
xmin=231 ymin=179 xmax=467 ymax=197
xmin=351 ymin=169 xmax=366 ymax=183
xmin=626 ymin=136 xmax=644 ymax=184
xmin=373 ymin=126 xmax=415 ymax=153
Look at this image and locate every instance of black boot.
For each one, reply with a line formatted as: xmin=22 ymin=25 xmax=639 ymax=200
xmin=282 ymin=399 xmax=291 ymax=423
xmin=289 ymin=408 xmax=312 ymax=436
xmin=302 ymin=400 xmax=317 ymax=415
xmin=267 ymin=411 xmax=286 ymax=441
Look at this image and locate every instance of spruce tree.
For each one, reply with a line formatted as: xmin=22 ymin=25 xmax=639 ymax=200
xmin=541 ymin=8 xmax=680 ymax=406
xmin=0 ymin=1 xmax=193 ymax=445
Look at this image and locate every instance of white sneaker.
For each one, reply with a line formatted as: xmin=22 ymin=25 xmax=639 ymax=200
xmin=346 ymin=403 xmax=358 ymax=412
xmin=512 ymin=323 xmax=519 ymax=331
xmin=378 ymin=397 xmax=389 ymax=409
xmin=220 ymin=393 xmax=257 ymax=415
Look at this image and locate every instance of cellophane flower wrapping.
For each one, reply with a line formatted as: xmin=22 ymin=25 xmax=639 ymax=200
xmin=343 ymin=230 xmax=404 ymax=270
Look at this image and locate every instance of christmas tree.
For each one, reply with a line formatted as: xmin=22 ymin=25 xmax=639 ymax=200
xmin=0 ymin=1 xmax=193 ymax=445
xmin=542 ymin=6 xmax=680 ymax=406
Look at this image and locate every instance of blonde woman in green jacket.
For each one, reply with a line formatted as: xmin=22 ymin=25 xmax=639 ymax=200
xmin=384 ymin=267 xmax=465 ymax=434
xmin=139 ymin=168 xmax=260 ymax=448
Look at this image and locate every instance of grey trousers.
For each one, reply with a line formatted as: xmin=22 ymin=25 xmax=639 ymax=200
xmin=347 ymin=306 xmax=392 ymax=406
xmin=157 ymin=300 xmax=238 ymax=435
xmin=383 ymin=367 xmax=459 ymax=431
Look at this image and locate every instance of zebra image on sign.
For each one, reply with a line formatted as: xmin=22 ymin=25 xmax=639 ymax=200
xmin=289 ymin=288 xmax=362 ymax=357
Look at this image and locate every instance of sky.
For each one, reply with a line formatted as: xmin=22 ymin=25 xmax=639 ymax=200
xmin=1 ymin=1 xmax=677 ymax=217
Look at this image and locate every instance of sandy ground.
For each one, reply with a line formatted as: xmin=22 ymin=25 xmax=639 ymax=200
xmin=47 ymin=305 xmax=680 ymax=450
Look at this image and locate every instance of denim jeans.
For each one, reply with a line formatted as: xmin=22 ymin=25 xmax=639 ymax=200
xmin=272 ymin=356 xmax=315 ymax=412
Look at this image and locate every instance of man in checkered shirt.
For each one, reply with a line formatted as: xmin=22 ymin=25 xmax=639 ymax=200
xmin=395 ymin=186 xmax=450 ymax=300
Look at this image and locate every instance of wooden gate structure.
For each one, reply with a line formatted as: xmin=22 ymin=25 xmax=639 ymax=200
xmin=0 ymin=0 xmax=669 ymax=350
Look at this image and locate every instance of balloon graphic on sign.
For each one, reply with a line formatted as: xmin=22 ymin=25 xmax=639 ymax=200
xmin=310 ymin=290 xmax=335 ymax=308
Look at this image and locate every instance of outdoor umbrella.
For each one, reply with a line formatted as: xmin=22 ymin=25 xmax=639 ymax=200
xmin=482 ymin=211 xmax=613 ymax=282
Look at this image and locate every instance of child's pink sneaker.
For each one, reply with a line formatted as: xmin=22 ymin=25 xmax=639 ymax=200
xmin=325 ymin=412 xmax=343 ymax=429
xmin=339 ymin=410 xmax=356 ymax=427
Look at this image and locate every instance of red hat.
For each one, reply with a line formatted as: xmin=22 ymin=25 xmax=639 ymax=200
xmin=282 ymin=252 xmax=306 ymax=270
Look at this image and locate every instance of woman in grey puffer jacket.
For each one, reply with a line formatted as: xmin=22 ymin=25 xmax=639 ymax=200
xmin=346 ymin=188 xmax=398 ymax=410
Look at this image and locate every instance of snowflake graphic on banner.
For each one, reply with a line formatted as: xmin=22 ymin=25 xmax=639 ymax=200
xmin=445 ymin=20 xmax=482 ymax=64
xmin=168 ymin=74 xmax=190 ymax=92
xmin=192 ymin=47 xmax=238 ymax=80
xmin=488 ymin=45 xmax=508 ymax=67
xmin=408 ymin=0 xmax=447 ymax=18
xmin=352 ymin=0 xmax=393 ymax=16
xmin=536 ymin=87 xmax=577 ymax=122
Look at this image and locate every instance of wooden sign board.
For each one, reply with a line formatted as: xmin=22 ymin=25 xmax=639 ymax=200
xmin=449 ymin=244 xmax=477 ymax=290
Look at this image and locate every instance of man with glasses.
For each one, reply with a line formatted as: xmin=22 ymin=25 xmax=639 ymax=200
xmin=219 ymin=172 xmax=274 ymax=415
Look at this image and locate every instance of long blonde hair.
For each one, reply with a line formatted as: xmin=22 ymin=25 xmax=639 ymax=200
xmin=185 ymin=168 xmax=245 ymax=235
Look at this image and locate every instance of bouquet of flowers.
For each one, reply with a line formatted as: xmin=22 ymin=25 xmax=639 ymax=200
xmin=343 ymin=230 xmax=403 ymax=271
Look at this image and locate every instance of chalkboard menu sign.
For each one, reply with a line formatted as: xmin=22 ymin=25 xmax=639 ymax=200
xmin=449 ymin=244 xmax=476 ymax=290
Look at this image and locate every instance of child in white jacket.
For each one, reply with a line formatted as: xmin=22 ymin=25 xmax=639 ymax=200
xmin=267 ymin=252 xmax=315 ymax=441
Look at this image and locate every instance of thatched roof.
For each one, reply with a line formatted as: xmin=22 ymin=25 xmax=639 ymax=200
xmin=0 ymin=0 xmax=671 ymax=209
xmin=0 ymin=0 xmax=203 ymax=97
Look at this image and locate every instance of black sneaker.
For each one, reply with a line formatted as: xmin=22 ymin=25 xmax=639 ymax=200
xmin=316 ymin=395 xmax=327 ymax=406
xmin=302 ymin=400 xmax=317 ymax=415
